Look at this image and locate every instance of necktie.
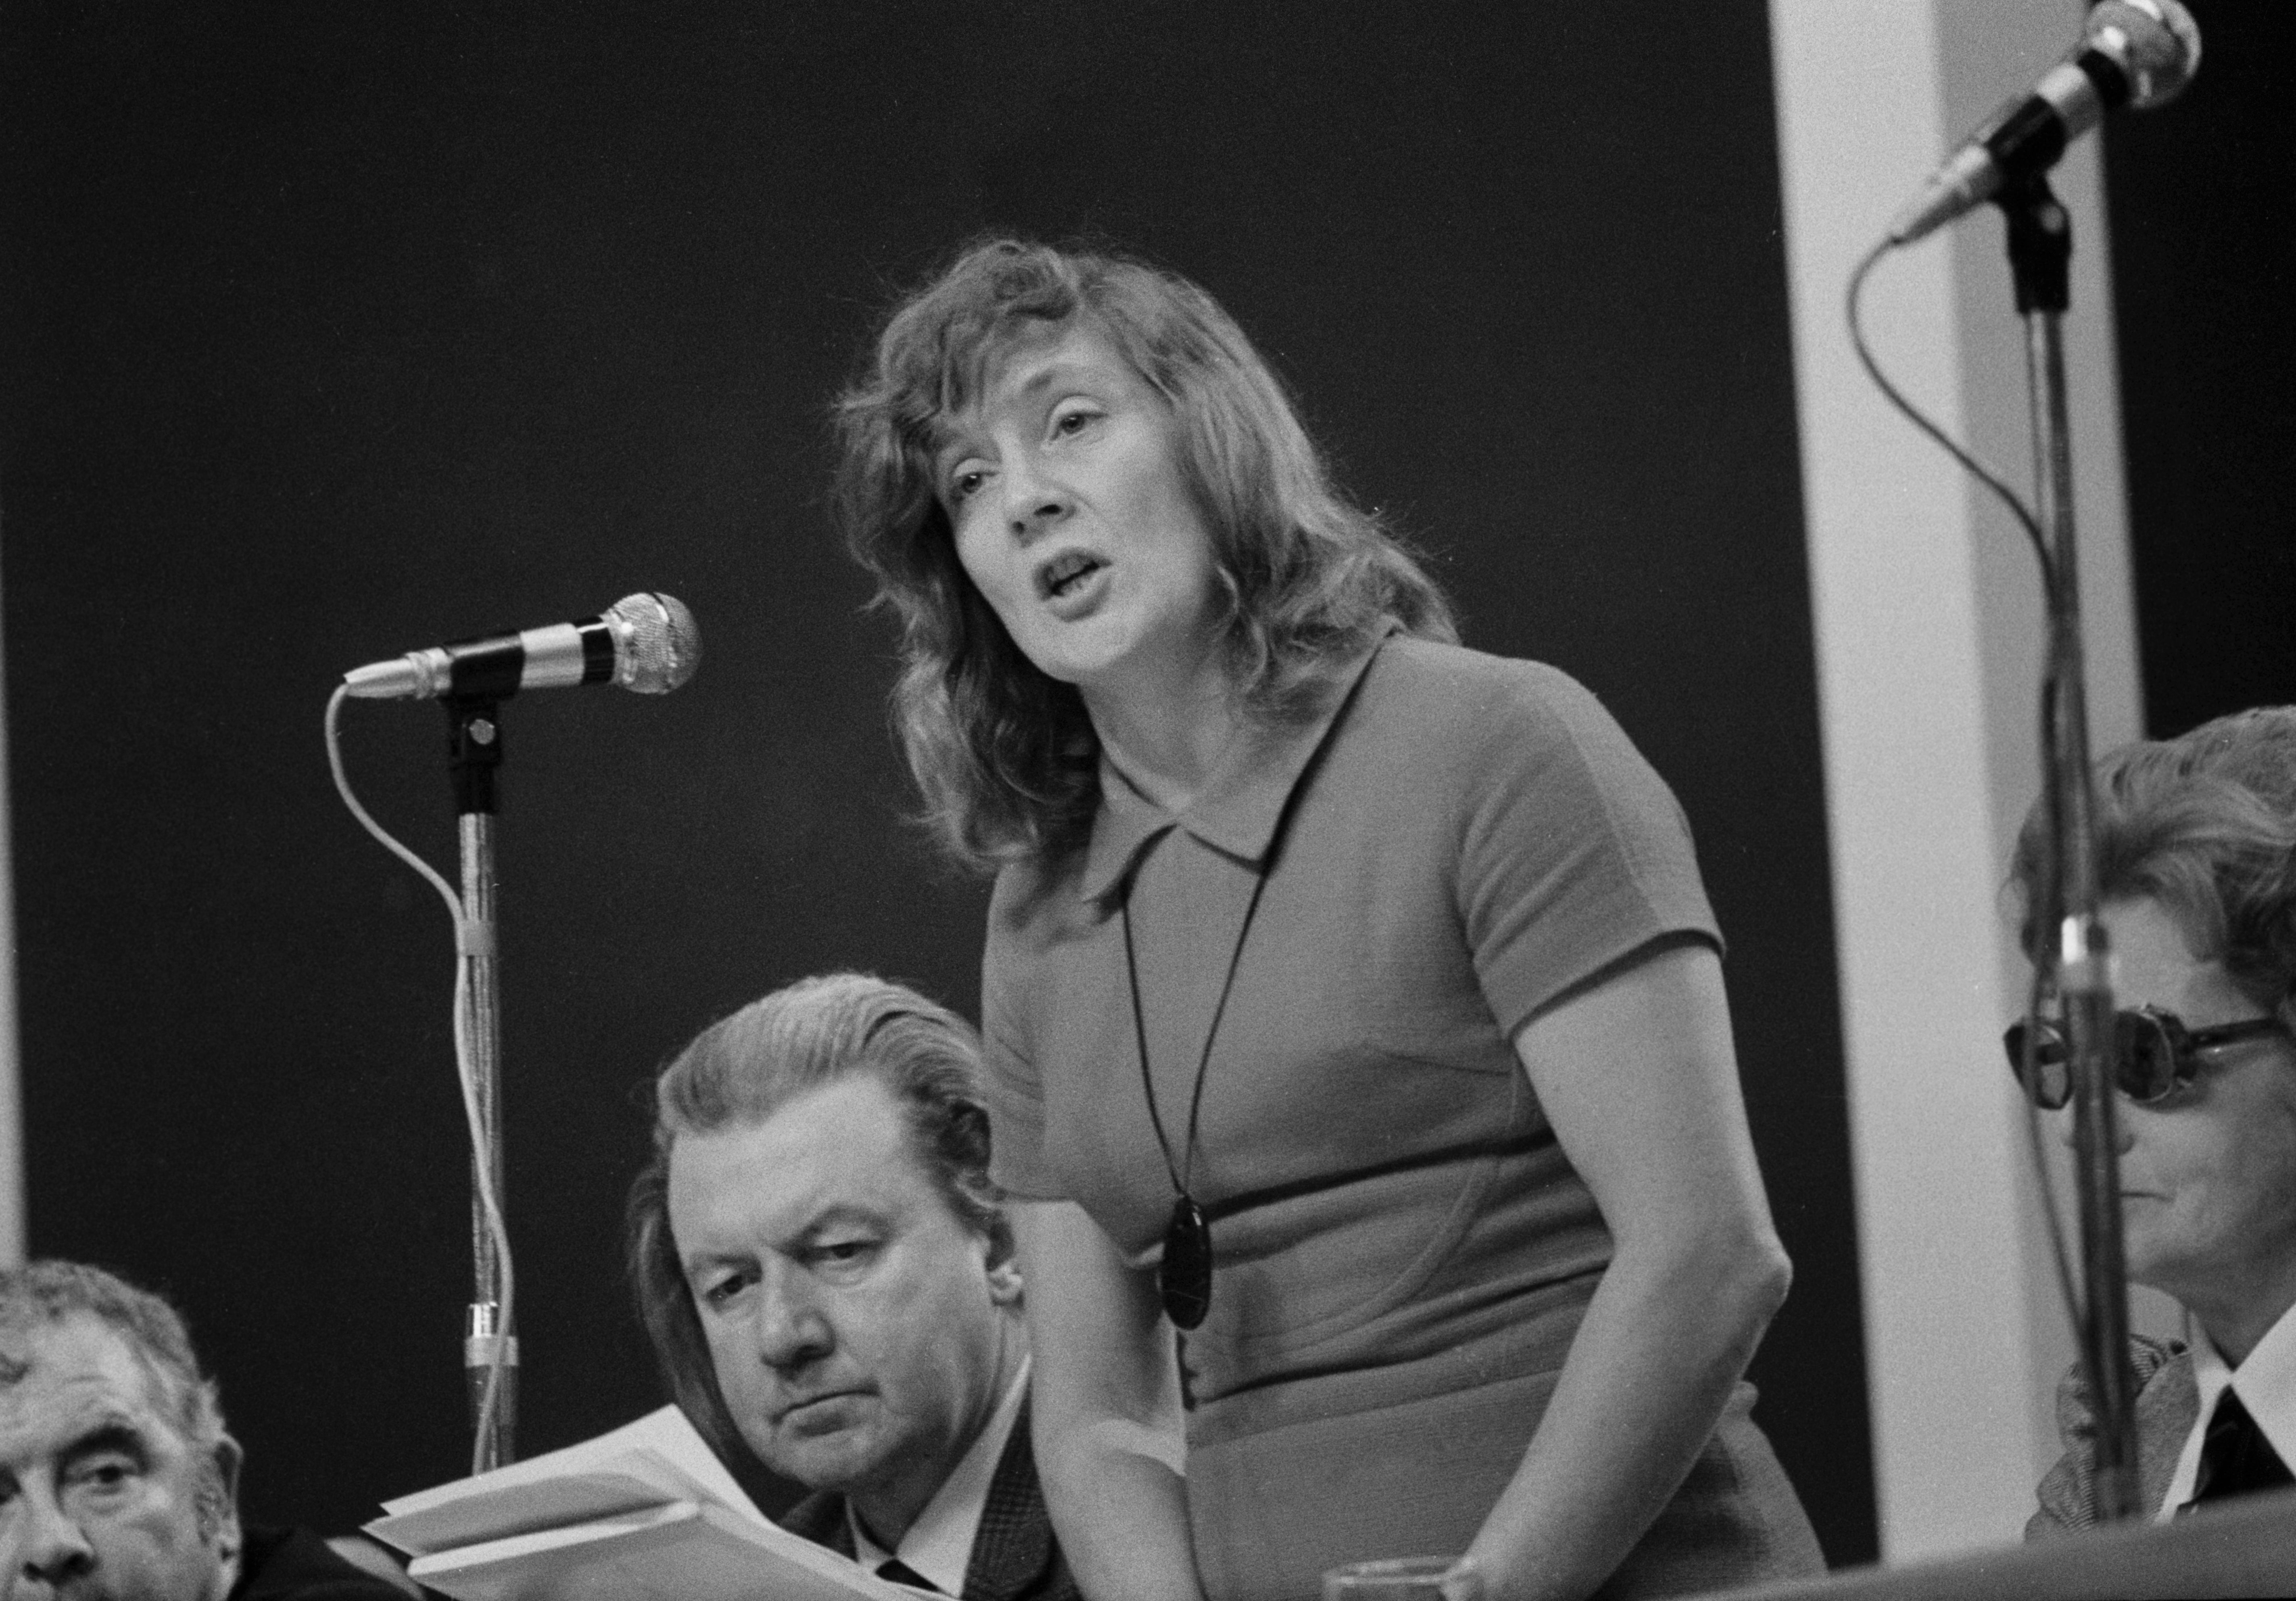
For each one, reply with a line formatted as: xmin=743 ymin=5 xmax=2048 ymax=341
xmin=877 ymin=1558 xmax=941 ymax=1594
xmin=2187 ymin=1388 xmax=2294 ymax=1508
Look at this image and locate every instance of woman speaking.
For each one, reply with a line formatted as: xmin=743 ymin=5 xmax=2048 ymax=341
xmin=834 ymin=239 xmax=1821 ymax=1601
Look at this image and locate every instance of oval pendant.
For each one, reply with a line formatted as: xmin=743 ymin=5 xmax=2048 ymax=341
xmin=1161 ymin=1194 xmax=1213 ymax=1330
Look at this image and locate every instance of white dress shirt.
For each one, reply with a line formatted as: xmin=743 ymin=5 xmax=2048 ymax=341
xmin=850 ymin=1355 xmax=1032 ymax=1595
xmin=2157 ymin=1301 xmax=2296 ymax=1517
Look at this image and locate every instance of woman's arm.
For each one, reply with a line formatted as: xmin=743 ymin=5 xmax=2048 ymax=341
xmin=1012 ymin=1198 xmax=1206 ymax=1601
xmin=1462 ymin=938 xmax=1792 ymax=1601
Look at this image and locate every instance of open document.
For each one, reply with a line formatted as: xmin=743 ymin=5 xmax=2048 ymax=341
xmin=365 ymin=1405 xmax=914 ymax=1601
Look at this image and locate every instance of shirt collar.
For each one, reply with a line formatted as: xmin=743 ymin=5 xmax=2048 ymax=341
xmin=2160 ymin=1302 xmax=2296 ymax=1516
xmin=1076 ymin=626 xmax=1396 ymax=903
xmin=848 ymin=1354 xmax=1032 ymax=1595
xmin=2219 ymin=1299 xmax=2296 ymax=1467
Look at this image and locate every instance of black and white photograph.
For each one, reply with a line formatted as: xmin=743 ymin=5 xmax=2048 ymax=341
xmin=1 ymin=3 xmax=2290 ymax=1598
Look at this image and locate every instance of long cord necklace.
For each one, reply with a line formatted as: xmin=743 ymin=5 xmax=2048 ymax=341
xmin=1119 ymin=869 xmax=1270 ymax=1331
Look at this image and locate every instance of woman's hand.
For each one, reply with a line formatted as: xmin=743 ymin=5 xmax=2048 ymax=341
xmin=1467 ymin=938 xmax=1791 ymax=1601
xmin=1012 ymin=1198 xmax=1207 ymax=1601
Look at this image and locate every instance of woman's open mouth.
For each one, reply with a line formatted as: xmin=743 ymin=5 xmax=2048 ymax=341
xmin=1037 ymin=550 xmax=1106 ymax=602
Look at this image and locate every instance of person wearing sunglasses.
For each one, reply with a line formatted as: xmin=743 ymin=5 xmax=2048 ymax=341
xmin=2010 ymin=707 xmax=2296 ymax=1533
xmin=832 ymin=238 xmax=1822 ymax=1601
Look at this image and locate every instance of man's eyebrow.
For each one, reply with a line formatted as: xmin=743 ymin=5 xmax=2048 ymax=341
xmin=678 ymin=1241 xmax=750 ymax=1276
xmin=781 ymin=1205 xmax=894 ymax=1253
xmin=62 ymin=1419 xmax=152 ymax=1464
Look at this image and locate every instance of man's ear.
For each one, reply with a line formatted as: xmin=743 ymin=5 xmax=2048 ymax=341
xmin=207 ymin=1434 xmax=245 ymax=1563
xmin=982 ymin=1214 xmax=1025 ymax=1306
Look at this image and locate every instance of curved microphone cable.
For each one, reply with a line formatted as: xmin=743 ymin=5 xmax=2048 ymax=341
xmin=1847 ymin=230 xmax=2095 ymax=1370
xmin=327 ymin=683 xmax=516 ymax=1476
xmin=1845 ymin=240 xmax=2053 ymax=591
xmin=1845 ymin=0 xmax=2205 ymax=1382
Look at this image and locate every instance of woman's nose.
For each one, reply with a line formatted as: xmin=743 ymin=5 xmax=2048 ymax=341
xmin=1001 ymin=456 xmax=1071 ymax=539
xmin=2052 ymin=1101 xmax=2137 ymax=1154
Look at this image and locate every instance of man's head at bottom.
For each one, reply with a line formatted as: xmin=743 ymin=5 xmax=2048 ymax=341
xmin=0 ymin=1262 xmax=242 ymax=1601
xmin=628 ymin=973 xmax=1028 ymax=1546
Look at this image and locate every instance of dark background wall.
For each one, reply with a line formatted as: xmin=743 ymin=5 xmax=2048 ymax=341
xmin=2104 ymin=2 xmax=2296 ymax=739
xmin=0 ymin=0 xmax=1872 ymax=1563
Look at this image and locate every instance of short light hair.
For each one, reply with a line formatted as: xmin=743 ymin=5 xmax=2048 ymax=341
xmin=0 ymin=1260 xmax=234 ymax=1531
xmin=625 ymin=973 xmax=1001 ymax=1475
xmin=2011 ymin=705 xmax=2296 ymax=1018
xmin=835 ymin=236 xmax=1456 ymax=869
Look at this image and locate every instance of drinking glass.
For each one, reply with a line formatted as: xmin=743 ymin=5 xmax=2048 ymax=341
xmin=1321 ymin=1555 xmax=1481 ymax=1601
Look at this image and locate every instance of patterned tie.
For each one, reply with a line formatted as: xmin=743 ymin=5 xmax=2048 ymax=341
xmin=877 ymin=1558 xmax=941 ymax=1594
xmin=2187 ymin=1388 xmax=2294 ymax=1508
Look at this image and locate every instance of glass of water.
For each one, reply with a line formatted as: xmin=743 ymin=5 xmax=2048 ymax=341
xmin=1322 ymin=1555 xmax=1481 ymax=1601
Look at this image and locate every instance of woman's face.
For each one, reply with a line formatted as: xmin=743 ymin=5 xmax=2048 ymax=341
xmin=2095 ymin=896 xmax=2296 ymax=1329
xmin=935 ymin=322 xmax=1221 ymax=700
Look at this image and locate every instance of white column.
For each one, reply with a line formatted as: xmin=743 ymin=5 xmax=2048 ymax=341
xmin=1769 ymin=0 xmax=2146 ymax=1560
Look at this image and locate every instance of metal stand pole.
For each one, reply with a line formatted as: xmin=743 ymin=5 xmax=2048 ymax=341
xmin=2001 ymin=172 xmax=2137 ymax=1523
xmin=448 ymin=697 xmax=516 ymax=1469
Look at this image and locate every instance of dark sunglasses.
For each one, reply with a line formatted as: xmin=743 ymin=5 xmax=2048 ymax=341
xmin=2003 ymin=1005 xmax=2286 ymax=1109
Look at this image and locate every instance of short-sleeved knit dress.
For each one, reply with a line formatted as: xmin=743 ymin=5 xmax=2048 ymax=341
xmin=979 ymin=630 xmax=1822 ymax=1601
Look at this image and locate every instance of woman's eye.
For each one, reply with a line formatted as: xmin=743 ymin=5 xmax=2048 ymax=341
xmin=813 ymin=1239 xmax=875 ymax=1267
xmin=949 ymin=468 xmax=987 ymax=502
xmin=1052 ymin=409 xmax=1098 ymax=437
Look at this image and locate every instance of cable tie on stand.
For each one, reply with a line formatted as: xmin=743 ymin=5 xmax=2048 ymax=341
xmin=463 ymin=1333 xmax=522 ymax=1367
xmin=2058 ymin=915 xmax=2112 ymax=993
xmin=457 ymin=921 xmax=497 ymax=959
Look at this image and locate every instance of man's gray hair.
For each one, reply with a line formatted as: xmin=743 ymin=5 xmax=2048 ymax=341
xmin=0 ymin=1260 xmax=234 ymax=1530
xmin=624 ymin=971 xmax=1003 ymax=1477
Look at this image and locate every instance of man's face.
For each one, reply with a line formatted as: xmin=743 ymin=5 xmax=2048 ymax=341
xmin=668 ymin=1074 xmax=1022 ymax=1537
xmin=0 ymin=1317 xmax=238 ymax=1601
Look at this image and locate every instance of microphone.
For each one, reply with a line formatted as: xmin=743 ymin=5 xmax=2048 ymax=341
xmin=343 ymin=591 xmax=701 ymax=700
xmin=1888 ymin=0 xmax=2199 ymax=246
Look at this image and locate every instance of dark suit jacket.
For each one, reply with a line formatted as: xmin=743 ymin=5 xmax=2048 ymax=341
xmin=2027 ymin=1333 xmax=2197 ymax=1537
xmin=231 ymin=1526 xmax=414 ymax=1600
xmin=781 ymin=1400 xmax=1079 ymax=1601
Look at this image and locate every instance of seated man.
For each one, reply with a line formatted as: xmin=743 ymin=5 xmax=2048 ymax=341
xmin=0 ymin=1258 xmax=410 ymax=1599
xmin=626 ymin=972 xmax=1076 ymax=1601
xmin=2010 ymin=707 xmax=2296 ymax=1531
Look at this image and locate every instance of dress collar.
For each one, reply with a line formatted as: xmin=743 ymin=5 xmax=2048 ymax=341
xmin=1075 ymin=625 xmax=1397 ymax=903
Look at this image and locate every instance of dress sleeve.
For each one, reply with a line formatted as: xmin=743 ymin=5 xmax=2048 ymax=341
xmin=978 ymin=868 xmax=1064 ymax=1201
xmin=1456 ymin=662 xmax=1720 ymax=1039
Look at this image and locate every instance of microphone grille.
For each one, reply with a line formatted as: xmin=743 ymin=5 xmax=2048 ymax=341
xmin=2089 ymin=0 xmax=2200 ymax=111
xmin=605 ymin=592 xmax=701 ymax=694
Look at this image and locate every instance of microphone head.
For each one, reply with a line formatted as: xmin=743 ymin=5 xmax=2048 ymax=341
xmin=2088 ymin=0 xmax=2200 ymax=111
xmin=604 ymin=592 xmax=701 ymax=694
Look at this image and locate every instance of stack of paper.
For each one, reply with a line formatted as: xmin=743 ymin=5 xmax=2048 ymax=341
xmin=366 ymin=1405 xmax=910 ymax=1601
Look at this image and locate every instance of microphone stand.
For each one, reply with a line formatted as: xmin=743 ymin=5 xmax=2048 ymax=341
xmin=447 ymin=695 xmax=516 ymax=1469
xmin=2000 ymin=171 xmax=2137 ymax=1522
